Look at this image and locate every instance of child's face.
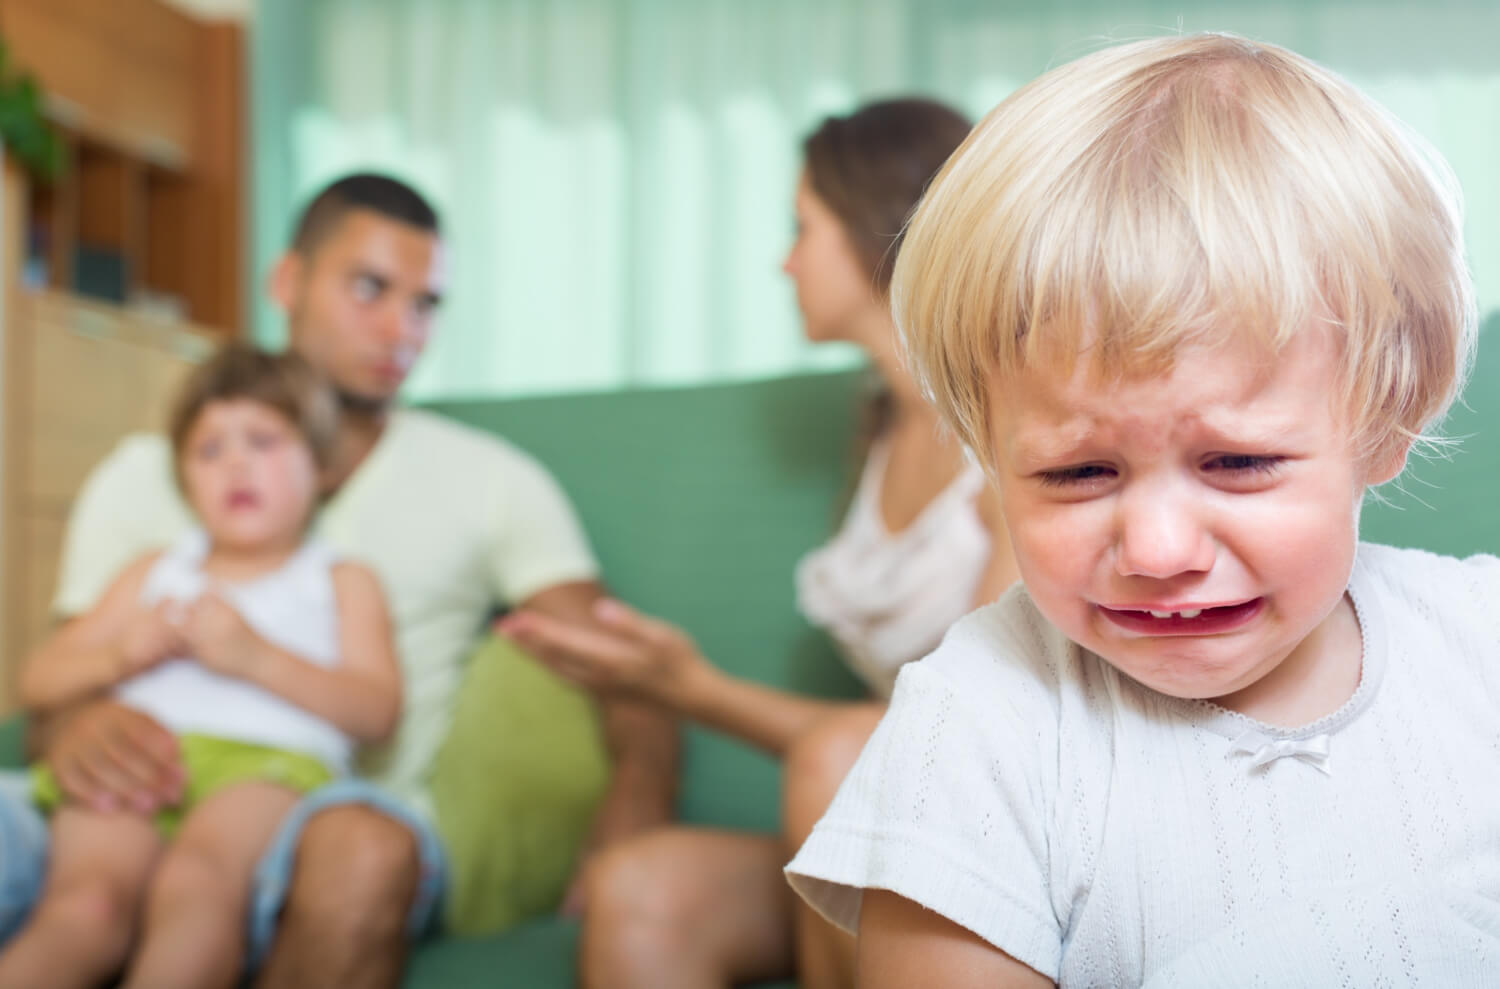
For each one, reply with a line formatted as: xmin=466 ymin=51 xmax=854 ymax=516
xmin=988 ymin=327 xmax=1399 ymax=717
xmin=180 ymin=399 xmax=319 ymax=552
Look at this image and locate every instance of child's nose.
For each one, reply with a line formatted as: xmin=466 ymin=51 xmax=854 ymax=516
xmin=1112 ymin=482 xmax=1215 ymax=579
xmin=224 ymin=445 xmax=253 ymax=473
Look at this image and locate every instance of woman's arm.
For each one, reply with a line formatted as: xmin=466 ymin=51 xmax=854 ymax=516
xmin=180 ymin=562 xmax=402 ymax=743
xmin=970 ymin=486 xmax=1021 ymax=608
xmin=19 ymin=551 xmax=174 ymax=712
xmin=857 ymin=889 xmax=1053 ymax=989
xmin=500 ymin=599 xmax=854 ymax=758
xmin=680 ymin=656 xmax=852 ymax=758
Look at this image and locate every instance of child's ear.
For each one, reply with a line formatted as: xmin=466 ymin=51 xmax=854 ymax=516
xmin=1364 ymin=436 xmax=1413 ymax=486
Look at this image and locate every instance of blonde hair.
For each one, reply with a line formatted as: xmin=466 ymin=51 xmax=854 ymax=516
xmin=893 ymin=32 xmax=1476 ymax=475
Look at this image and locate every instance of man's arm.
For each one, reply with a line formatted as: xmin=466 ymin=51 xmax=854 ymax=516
xmin=29 ymin=435 xmax=190 ymax=809
xmin=518 ymin=579 xmax=680 ymax=911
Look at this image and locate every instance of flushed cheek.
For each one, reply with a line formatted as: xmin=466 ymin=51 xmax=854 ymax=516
xmin=1009 ymin=529 xmax=1108 ymax=641
xmin=1007 ymin=503 xmax=1108 ymax=589
xmin=1228 ymin=496 xmax=1359 ymax=595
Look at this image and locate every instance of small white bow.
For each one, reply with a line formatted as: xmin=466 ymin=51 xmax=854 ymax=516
xmin=1227 ymin=729 xmax=1332 ymax=775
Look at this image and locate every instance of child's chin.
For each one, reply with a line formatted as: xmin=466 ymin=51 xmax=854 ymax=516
xmin=213 ymin=519 xmax=274 ymax=545
xmin=1103 ymin=651 xmax=1261 ymax=702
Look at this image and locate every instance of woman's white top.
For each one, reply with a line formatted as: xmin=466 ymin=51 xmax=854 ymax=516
xmin=796 ymin=439 xmax=991 ymax=698
xmin=115 ymin=531 xmax=351 ymax=771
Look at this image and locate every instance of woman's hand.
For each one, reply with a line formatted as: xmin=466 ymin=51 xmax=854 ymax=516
xmin=497 ymin=598 xmax=708 ymax=707
xmin=179 ymin=592 xmax=272 ymax=679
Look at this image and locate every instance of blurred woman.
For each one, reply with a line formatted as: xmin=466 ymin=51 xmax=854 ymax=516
xmin=502 ymin=98 xmax=1018 ymax=989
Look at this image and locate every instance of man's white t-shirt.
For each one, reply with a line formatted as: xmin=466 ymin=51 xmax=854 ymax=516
xmin=787 ymin=543 xmax=1500 ymax=986
xmin=53 ymin=408 xmax=600 ymax=817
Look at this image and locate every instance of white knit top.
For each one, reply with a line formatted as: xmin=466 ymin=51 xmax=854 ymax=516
xmin=795 ymin=439 xmax=990 ymax=698
xmin=787 ymin=543 xmax=1500 ymax=986
xmin=116 ymin=531 xmax=351 ymax=772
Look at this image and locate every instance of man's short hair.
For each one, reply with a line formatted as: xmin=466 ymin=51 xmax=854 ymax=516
xmin=290 ymin=173 xmax=441 ymax=256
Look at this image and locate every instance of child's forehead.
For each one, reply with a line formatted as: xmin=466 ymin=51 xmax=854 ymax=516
xmin=190 ymin=398 xmax=297 ymax=430
xmin=993 ymin=329 xmax=1344 ymax=430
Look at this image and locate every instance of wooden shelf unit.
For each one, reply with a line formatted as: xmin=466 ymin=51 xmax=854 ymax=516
xmin=0 ymin=0 xmax=245 ymax=711
xmin=2 ymin=0 xmax=245 ymax=328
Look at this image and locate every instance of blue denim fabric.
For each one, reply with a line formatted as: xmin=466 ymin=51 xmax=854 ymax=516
xmin=247 ymin=778 xmax=447 ymax=966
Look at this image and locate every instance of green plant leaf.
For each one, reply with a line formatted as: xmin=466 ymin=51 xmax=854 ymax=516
xmin=0 ymin=43 xmax=66 ymax=182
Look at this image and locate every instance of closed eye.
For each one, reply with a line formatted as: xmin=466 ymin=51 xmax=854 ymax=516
xmin=1203 ymin=454 xmax=1283 ymax=475
xmin=1037 ymin=464 xmax=1116 ymax=487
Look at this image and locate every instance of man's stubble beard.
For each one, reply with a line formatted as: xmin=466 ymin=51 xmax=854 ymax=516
xmin=334 ymin=386 xmax=392 ymax=421
xmin=287 ymin=304 xmax=397 ymax=423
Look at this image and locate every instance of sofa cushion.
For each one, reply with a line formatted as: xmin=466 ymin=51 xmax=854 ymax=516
xmin=430 ymin=637 xmax=609 ymax=935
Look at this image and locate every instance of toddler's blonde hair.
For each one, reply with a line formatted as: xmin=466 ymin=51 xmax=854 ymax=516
xmin=894 ymin=32 xmax=1476 ymax=475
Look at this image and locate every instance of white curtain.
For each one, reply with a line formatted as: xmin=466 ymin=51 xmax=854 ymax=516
xmin=253 ymin=0 xmax=1500 ymax=399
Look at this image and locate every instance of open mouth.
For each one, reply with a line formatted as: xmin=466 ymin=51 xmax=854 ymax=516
xmin=1098 ymin=598 xmax=1263 ymax=635
xmin=226 ymin=490 xmax=260 ymax=510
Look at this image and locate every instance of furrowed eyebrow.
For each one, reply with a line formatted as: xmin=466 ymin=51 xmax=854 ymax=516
xmin=1012 ymin=416 xmax=1304 ymax=470
xmin=1192 ymin=411 xmax=1304 ymax=450
xmin=1009 ymin=424 xmax=1097 ymax=469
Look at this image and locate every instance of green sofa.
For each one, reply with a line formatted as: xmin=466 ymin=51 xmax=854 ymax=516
xmin=4 ymin=313 xmax=1497 ymax=987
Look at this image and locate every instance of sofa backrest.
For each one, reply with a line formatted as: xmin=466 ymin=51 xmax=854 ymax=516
xmin=427 ymin=369 xmax=870 ymax=831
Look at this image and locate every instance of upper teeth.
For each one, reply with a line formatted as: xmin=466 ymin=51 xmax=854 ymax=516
xmin=1149 ymin=609 xmax=1202 ymax=619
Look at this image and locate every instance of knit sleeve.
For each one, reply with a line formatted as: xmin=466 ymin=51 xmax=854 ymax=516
xmin=786 ymin=604 xmax=1066 ymax=981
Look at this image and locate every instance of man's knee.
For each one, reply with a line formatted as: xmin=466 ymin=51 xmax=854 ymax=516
xmin=284 ymin=805 xmax=420 ymax=927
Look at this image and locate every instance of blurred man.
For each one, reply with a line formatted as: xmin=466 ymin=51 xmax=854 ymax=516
xmin=0 ymin=174 xmax=677 ymax=987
